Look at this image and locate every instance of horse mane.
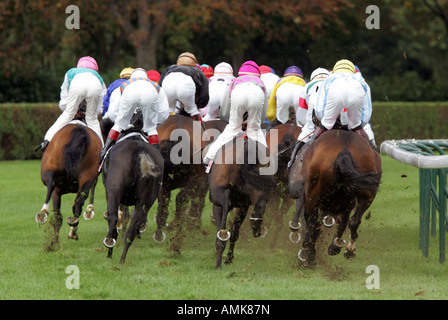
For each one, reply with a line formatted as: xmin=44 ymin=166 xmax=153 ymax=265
xmin=63 ymin=126 xmax=90 ymax=179
xmin=334 ymin=149 xmax=381 ymax=193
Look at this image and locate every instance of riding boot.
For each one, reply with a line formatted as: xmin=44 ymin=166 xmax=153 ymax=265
xmin=287 ymin=141 xmax=305 ymax=170
xmin=35 ymin=140 xmax=50 ymax=152
xmin=99 ymin=129 xmax=119 ymax=163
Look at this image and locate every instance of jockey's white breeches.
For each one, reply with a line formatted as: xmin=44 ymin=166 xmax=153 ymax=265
xmin=111 ymin=81 xmax=159 ymax=136
xmin=162 ymin=72 xmax=199 ymax=116
xmin=315 ymin=77 xmax=366 ymax=130
xmin=45 ymin=73 xmax=104 ymax=146
xmin=204 ymin=82 xmax=267 ymax=163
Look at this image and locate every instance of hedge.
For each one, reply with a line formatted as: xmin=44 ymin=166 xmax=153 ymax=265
xmin=0 ymin=102 xmax=447 ymax=160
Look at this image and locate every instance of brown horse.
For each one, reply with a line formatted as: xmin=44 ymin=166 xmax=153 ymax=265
xmin=154 ymin=114 xmax=227 ymax=252
xmin=36 ymin=122 xmax=102 ymax=248
xmin=265 ymin=123 xmax=302 ymax=244
xmin=288 ymin=129 xmax=382 ymax=266
xmin=209 ymin=137 xmax=276 ymax=269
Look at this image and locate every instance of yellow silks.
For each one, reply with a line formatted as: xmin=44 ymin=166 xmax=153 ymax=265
xmin=266 ymin=76 xmax=306 ymax=123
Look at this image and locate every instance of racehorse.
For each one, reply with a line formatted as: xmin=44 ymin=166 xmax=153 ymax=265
xmin=36 ymin=114 xmax=102 ymax=249
xmin=153 ymin=114 xmax=227 ymax=253
xmin=265 ymin=123 xmax=302 ymax=245
xmin=288 ymin=129 xmax=382 ymax=266
xmin=101 ymin=129 xmax=164 ymax=263
xmin=208 ymin=137 xmax=276 ymax=269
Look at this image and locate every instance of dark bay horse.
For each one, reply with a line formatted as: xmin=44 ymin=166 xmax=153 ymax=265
xmin=265 ymin=123 xmax=302 ymax=244
xmin=154 ymin=114 xmax=227 ymax=253
xmin=209 ymin=137 xmax=276 ymax=269
xmin=101 ymin=132 xmax=164 ymax=263
xmin=36 ymin=122 xmax=102 ymax=248
xmin=288 ymin=129 xmax=382 ymax=267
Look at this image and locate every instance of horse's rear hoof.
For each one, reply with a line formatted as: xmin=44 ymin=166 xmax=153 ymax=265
xmin=103 ymin=237 xmax=116 ymax=248
xmin=35 ymin=211 xmax=48 ymax=224
xmin=68 ymin=233 xmax=79 ymax=241
xmin=152 ymin=231 xmax=166 ymax=243
xmin=322 ymin=215 xmax=335 ymax=228
xmin=66 ymin=217 xmax=79 ymax=227
xmin=217 ymin=229 xmax=230 ymax=241
xmin=103 ymin=211 xmax=109 ymax=220
xmin=139 ymin=223 xmax=148 ymax=233
xmin=83 ymin=204 xmax=95 ymax=220
xmin=289 ymin=231 xmax=301 ymax=244
xmin=289 ymin=220 xmax=301 ymax=232
xmin=344 ymin=249 xmax=356 ymax=260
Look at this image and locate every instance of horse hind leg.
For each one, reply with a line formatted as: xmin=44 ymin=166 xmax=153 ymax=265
xmin=83 ymin=179 xmax=98 ymax=221
xmin=120 ymin=205 xmax=146 ymax=264
xmin=345 ymin=202 xmax=370 ymax=259
xmin=215 ymin=189 xmax=231 ymax=269
xmin=327 ymin=212 xmax=350 ymax=256
xmin=225 ymin=206 xmax=249 ymax=265
xmin=67 ymin=180 xmax=94 ymax=240
xmin=37 ymin=171 xmax=56 ymax=224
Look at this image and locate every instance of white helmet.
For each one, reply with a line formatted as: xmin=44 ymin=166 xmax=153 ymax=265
xmin=131 ymin=68 xmax=148 ymax=79
xmin=310 ymin=68 xmax=330 ymax=81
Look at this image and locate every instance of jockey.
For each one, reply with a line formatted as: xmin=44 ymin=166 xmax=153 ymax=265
xmin=203 ymin=62 xmax=235 ymax=122
xmin=313 ymin=59 xmax=370 ymax=140
xmin=200 ymin=64 xmax=214 ymax=79
xmin=203 ymin=60 xmax=268 ymax=171
xmin=159 ymin=52 xmax=209 ymax=122
xmin=259 ymin=65 xmax=280 ymax=100
xmin=287 ymin=67 xmax=330 ymax=169
xmin=39 ymin=56 xmax=107 ymax=151
xmin=339 ymin=65 xmax=377 ymax=148
xmin=266 ymin=66 xmax=307 ymax=130
xmin=102 ymin=67 xmax=134 ymax=122
xmin=99 ymin=68 xmax=169 ymax=161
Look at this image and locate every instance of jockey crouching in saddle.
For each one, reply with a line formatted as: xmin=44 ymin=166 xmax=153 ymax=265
xmin=159 ymin=52 xmax=209 ymax=124
xmin=99 ymin=68 xmax=170 ymax=161
xmin=202 ymin=60 xmax=269 ymax=172
xmin=266 ymin=65 xmax=307 ymax=130
xmin=288 ymin=59 xmax=372 ymax=169
xmin=202 ymin=62 xmax=235 ymax=122
xmin=38 ymin=56 xmax=107 ymax=151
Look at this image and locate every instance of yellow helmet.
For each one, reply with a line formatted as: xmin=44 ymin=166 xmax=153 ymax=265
xmin=332 ymin=59 xmax=356 ymax=74
xmin=120 ymin=67 xmax=134 ymax=79
xmin=177 ymin=52 xmax=198 ymax=66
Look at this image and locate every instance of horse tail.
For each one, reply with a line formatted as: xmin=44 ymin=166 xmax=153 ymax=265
xmin=64 ymin=126 xmax=90 ymax=179
xmin=334 ymin=150 xmax=381 ymax=193
xmin=135 ymin=146 xmax=162 ymax=179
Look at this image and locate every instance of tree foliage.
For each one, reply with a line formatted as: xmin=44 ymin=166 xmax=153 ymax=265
xmin=1 ymin=0 xmax=447 ymax=102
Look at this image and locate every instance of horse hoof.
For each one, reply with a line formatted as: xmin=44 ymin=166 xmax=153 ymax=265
xmin=103 ymin=237 xmax=116 ymax=248
xmin=322 ymin=215 xmax=335 ymax=228
xmin=289 ymin=231 xmax=301 ymax=244
xmin=217 ymin=229 xmax=230 ymax=241
xmin=298 ymin=249 xmax=307 ymax=262
xmin=344 ymin=249 xmax=356 ymax=260
xmin=83 ymin=204 xmax=95 ymax=220
xmin=259 ymin=225 xmax=268 ymax=238
xmin=66 ymin=217 xmax=79 ymax=227
xmin=333 ymin=237 xmax=347 ymax=248
xmin=152 ymin=231 xmax=166 ymax=243
xmin=35 ymin=211 xmax=48 ymax=224
xmin=139 ymin=223 xmax=148 ymax=233
xmin=288 ymin=220 xmax=301 ymax=231
xmin=103 ymin=211 xmax=109 ymax=220
xmin=68 ymin=232 xmax=79 ymax=241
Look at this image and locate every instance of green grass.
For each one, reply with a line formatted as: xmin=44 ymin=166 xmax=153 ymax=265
xmin=0 ymin=156 xmax=447 ymax=300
